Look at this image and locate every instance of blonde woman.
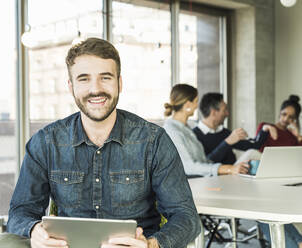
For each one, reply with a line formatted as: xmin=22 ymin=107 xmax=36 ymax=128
xmin=163 ymin=84 xmax=249 ymax=177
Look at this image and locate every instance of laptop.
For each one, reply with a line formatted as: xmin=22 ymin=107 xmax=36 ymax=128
xmin=240 ymin=146 xmax=302 ymax=179
xmin=42 ymin=216 xmax=137 ymax=248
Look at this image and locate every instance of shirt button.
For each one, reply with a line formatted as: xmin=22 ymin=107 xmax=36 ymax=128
xmin=95 ymin=178 xmax=100 ymax=182
xmin=126 ymin=177 xmax=130 ymax=181
xmin=95 ymin=205 xmax=99 ymax=209
xmin=64 ymin=178 xmax=68 ymax=182
xmin=97 ymin=151 xmax=100 ymax=154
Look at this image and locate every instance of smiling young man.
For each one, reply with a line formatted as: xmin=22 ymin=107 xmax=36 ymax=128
xmin=6 ymin=38 xmax=200 ymax=248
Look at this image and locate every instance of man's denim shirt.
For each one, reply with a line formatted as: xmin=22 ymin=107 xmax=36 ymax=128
xmin=7 ymin=109 xmax=201 ymax=248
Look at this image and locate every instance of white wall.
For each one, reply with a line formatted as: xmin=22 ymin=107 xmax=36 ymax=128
xmin=275 ymin=0 xmax=302 ymax=123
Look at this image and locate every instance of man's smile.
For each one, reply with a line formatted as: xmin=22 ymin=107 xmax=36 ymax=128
xmin=88 ymin=97 xmax=107 ymax=105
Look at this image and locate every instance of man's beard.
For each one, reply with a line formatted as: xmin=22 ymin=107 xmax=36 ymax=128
xmin=73 ymin=90 xmax=119 ymax=122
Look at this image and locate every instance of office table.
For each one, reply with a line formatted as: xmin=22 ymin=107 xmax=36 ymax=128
xmin=189 ymin=175 xmax=302 ymax=248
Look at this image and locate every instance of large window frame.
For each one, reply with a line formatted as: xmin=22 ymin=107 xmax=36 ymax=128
xmin=15 ymin=0 xmax=230 ymax=177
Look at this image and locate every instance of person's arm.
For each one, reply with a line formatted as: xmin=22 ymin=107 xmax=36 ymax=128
xmin=287 ymin=122 xmax=302 ymax=144
xmin=232 ymin=124 xmax=274 ymax=151
xmin=207 ymin=140 xmax=232 ymax=163
xmin=7 ymin=130 xmax=50 ymax=238
xmin=148 ymin=131 xmax=201 ymax=248
xmin=232 ymin=129 xmax=269 ymax=150
xmin=205 ymin=129 xmax=233 ymax=163
xmin=166 ymin=128 xmax=220 ymax=177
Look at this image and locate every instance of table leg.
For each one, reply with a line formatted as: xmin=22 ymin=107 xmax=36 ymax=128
xmin=269 ymin=223 xmax=285 ymax=248
xmin=231 ymin=218 xmax=237 ymax=248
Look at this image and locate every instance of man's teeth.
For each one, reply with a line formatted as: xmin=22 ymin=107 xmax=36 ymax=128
xmin=90 ymin=98 xmax=106 ymax=103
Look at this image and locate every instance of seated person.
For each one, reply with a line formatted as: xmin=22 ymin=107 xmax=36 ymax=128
xmin=163 ymin=84 xmax=249 ymax=177
xmin=193 ymin=92 xmax=277 ymax=164
xmin=6 ymin=38 xmax=201 ymax=248
xmin=256 ymin=95 xmax=302 ymax=248
xmin=256 ymin=94 xmax=302 ymax=152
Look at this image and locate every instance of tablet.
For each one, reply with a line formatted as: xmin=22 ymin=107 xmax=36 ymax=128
xmin=42 ymin=216 xmax=137 ymax=248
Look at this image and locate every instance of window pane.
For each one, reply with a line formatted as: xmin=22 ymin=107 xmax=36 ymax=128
xmin=179 ymin=13 xmax=198 ymax=88
xmin=28 ymin=0 xmax=103 ymax=134
xmin=180 ymin=11 xmax=223 ymax=96
xmin=112 ymin=1 xmax=171 ymax=121
xmin=0 ymin=0 xmax=16 ymax=215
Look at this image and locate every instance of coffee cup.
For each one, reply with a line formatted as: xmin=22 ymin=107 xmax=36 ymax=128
xmin=248 ymin=160 xmax=260 ymax=175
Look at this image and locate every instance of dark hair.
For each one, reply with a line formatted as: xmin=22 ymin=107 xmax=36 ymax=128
xmin=200 ymin=93 xmax=224 ymax=118
xmin=164 ymin=84 xmax=198 ymax=116
xmin=280 ymin=95 xmax=301 ymax=124
xmin=66 ymin=38 xmax=121 ymax=80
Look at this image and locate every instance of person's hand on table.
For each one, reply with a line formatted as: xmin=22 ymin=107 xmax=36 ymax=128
xmin=101 ymin=227 xmax=159 ymax=248
xmin=30 ymin=222 xmax=68 ymax=248
xmin=218 ymin=162 xmax=249 ymax=175
xmin=231 ymin=161 xmax=249 ymax=175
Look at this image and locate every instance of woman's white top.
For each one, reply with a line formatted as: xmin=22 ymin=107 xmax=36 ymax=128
xmin=163 ymin=118 xmax=221 ymax=177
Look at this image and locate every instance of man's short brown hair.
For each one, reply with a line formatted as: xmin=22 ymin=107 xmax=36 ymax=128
xmin=66 ymin=38 xmax=121 ymax=80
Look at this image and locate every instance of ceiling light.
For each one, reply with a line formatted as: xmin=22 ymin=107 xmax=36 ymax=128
xmin=280 ymin=0 xmax=297 ymax=7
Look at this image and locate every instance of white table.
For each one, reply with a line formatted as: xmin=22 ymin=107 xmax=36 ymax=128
xmin=189 ymin=175 xmax=302 ymax=248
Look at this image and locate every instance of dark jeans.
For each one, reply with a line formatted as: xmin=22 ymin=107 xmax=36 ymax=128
xmin=0 ymin=233 xmax=30 ymax=248
xmin=258 ymin=222 xmax=302 ymax=248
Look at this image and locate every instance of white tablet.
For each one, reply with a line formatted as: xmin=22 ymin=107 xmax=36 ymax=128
xmin=42 ymin=216 xmax=137 ymax=248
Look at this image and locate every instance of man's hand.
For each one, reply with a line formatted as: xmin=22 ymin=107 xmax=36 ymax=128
xmin=262 ymin=124 xmax=278 ymax=140
xmin=101 ymin=227 xmax=159 ymax=248
xmin=30 ymin=222 xmax=68 ymax=248
xmin=231 ymin=162 xmax=249 ymax=175
xmin=225 ymin=128 xmax=248 ymax=145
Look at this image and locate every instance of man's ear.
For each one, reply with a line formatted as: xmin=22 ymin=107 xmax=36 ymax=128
xmin=67 ymin=79 xmax=73 ymax=94
xmin=210 ymin=108 xmax=217 ymax=117
xmin=118 ymin=76 xmax=123 ymax=93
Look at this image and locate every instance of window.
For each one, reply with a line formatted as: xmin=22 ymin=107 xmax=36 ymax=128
xmin=179 ymin=13 xmax=198 ymax=87
xmin=112 ymin=1 xmax=171 ymax=121
xmin=28 ymin=0 xmax=103 ymax=130
xmin=5 ymin=0 xmax=229 ymax=219
xmin=180 ymin=9 xmax=227 ymax=97
xmin=0 ymin=0 xmax=16 ymax=216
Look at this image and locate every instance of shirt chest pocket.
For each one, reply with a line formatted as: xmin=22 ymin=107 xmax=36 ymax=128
xmin=110 ymin=170 xmax=145 ymax=211
xmin=50 ymin=171 xmax=84 ymax=208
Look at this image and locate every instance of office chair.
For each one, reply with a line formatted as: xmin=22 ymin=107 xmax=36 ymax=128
xmin=201 ymin=215 xmax=262 ymax=248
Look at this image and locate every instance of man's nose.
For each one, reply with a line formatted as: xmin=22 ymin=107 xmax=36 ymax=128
xmin=90 ymin=78 xmax=104 ymax=92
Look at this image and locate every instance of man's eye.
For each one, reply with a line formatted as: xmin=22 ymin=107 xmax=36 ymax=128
xmin=102 ymin=77 xmax=111 ymax=80
xmin=79 ymin=78 xmax=88 ymax=82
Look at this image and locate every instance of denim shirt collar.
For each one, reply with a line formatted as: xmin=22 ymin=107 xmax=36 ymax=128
xmin=72 ymin=110 xmax=124 ymax=147
xmin=105 ymin=109 xmax=124 ymax=146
